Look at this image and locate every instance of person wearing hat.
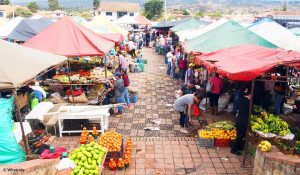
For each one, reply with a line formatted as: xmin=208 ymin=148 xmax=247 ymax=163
xmin=174 ymin=93 xmax=203 ymax=134
xmin=180 ymin=80 xmax=197 ymax=96
xmin=293 ymin=92 xmax=300 ymax=113
xmin=107 ymin=72 xmax=125 ymax=115
xmin=185 ymin=63 xmax=195 ymax=85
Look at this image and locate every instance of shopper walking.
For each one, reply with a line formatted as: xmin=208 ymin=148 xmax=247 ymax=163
xmin=108 ymin=72 xmax=125 ymax=115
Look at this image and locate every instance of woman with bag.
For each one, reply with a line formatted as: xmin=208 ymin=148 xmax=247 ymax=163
xmin=209 ymin=73 xmax=223 ymax=115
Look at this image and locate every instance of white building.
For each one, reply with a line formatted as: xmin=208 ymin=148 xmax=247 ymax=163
xmin=99 ymin=2 xmax=140 ymax=21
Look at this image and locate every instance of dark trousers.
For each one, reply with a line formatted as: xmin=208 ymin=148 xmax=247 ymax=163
xmin=209 ymin=93 xmax=220 ymax=107
xmin=34 ymin=144 xmax=50 ymax=155
xmin=231 ymin=118 xmax=247 ymax=152
xmin=129 ymin=49 xmax=136 ymax=58
xmin=179 ymin=112 xmax=189 ymax=128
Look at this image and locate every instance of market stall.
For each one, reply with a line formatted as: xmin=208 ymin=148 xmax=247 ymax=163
xmin=0 ymin=39 xmax=67 ymax=163
xmin=194 ymin=44 xmax=300 ymax=165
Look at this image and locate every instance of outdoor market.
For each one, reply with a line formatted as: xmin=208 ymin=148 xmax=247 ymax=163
xmin=0 ymin=10 xmax=300 ymax=175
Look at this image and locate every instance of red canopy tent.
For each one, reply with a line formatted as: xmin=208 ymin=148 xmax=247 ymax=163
xmin=135 ymin=15 xmax=152 ymax=25
xmin=99 ymin=33 xmax=124 ymax=43
xmin=23 ymin=17 xmax=115 ymax=57
xmin=194 ymin=45 xmax=300 ymax=81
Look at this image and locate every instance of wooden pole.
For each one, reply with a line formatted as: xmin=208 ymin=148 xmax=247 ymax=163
xmin=104 ymin=56 xmax=107 ymax=79
xmin=67 ymin=60 xmax=75 ymax=105
xmin=241 ymin=80 xmax=255 ymax=168
xmin=13 ymin=90 xmax=30 ymax=158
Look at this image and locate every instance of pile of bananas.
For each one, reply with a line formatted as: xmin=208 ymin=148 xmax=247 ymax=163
xmin=250 ymin=112 xmax=291 ymax=136
xmin=258 ymin=140 xmax=272 ymax=152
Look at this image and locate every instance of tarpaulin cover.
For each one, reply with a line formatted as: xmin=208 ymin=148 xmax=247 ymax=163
xmin=0 ymin=40 xmax=66 ymax=89
xmin=195 ymin=45 xmax=300 ymax=81
xmin=99 ymin=33 xmax=124 ymax=43
xmin=23 ymin=17 xmax=115 ymax=57
xmin=0 ymin=97 xmax=25 ymax=164
xmin=176 ymin=20 xmax=212 ymax=42
xmin=86 ymin=15 xmax=128 ymax=36
xmin=114 ymin=15 xmax=138 ymax=25
xmin=289 ymin=27 xmax=300 ymax=36
xmin=8 ymin=18 xmax=54 ymax=42
xmin=249 ymin=18 xmax=300 ymax=52
xmin=171 ymin=18 xmax=206 ymax=32
xmin=152 ymin=17 xmax=194 ymax=29
xmin=186 ymin=20 xmax=277 ymax=52
xmin=135 ymin=15 xmax=152 ymax=25
xmin=0 ymin=17 xmax=24 ymax=38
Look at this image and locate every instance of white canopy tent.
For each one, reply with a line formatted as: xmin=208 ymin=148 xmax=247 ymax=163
xmin=249 ymin=19 xmax=300 ymax=52
xmin=0 ymin=40 xmax=67 ymax=89
xmin=185 ymin=18 xmax=229 ymax=41
xmin=0 ymin=17 xmax=24 ymax=38
xmin=114 ymin=15 xmax=138 ymax=25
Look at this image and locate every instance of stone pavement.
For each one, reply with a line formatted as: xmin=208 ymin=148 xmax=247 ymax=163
xmin=53 ymin=47 xmax=253 ymax=175
xmin=108 ymin=47 xmax=202 ymax=137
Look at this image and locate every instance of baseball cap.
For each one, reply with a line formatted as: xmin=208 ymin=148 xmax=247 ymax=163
xmin=114 ymin=72 xmax=121 ymax=77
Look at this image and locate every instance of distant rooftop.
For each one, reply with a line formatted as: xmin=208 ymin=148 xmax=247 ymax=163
xmin=257 ymin=10 xmax=300 ymax=18
xmin=100 ymin=2 xmax=140 ymax=12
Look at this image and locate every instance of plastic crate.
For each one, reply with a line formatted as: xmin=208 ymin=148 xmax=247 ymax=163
xmin=198 ymin=131 xmax=214 ymax=148
xmin=215 ymin=139 xmax=230 ymax=147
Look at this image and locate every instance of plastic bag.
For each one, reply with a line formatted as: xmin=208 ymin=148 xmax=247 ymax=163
xmin=56 ymin=158 xmax=76 ymax=171
xmin=0 ymin=97 xmax=25 ymax=164
xmin=218 ymin=94 xmax=230 ymax=112
xmin=199 ymin=98 xmax=210 ymax=111
xmin=283 ymin=104 xmax=293 ymax=115
xmin=40 ymin=147 xmax=66 ymax=159
xmin=224 ymin=103 xmax=234 ymax=113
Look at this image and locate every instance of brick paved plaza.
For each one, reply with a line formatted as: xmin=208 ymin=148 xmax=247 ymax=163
xmin=52 ymin=48 xmax=253 ymax=175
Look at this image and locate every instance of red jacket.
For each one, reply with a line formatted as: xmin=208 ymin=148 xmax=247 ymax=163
xmin=122 ymin=74 xmax=130 ymax=87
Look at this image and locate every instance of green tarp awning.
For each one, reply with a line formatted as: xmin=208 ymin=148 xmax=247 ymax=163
xmin=186 ymin=20 xmax=278 ymax=52
xmin=171 ymin=18 xmax=207 ymax=32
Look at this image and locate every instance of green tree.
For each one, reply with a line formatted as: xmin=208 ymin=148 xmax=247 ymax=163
xmin=27 ymin=2 xmax=39 ymax=13
xmin=283 ymin=2 xmax=287 ymax=11
xmin=48 ymin=0 xmax=59 ymax=11
xmin=5 ymin=0 xmax=10 ymax=5
xmin=15 ymin=8 xmax=32 ymax=17
xmin=0 ymin=0 xmax=10 ymax=5
xmin=144 ymin=0 xmax=163 ymax=20
xmin=93 ymin=0 xmax=100 ymax=10
xmin=80 ymin=11 xmax=93 ymax=20
xmin=208 ymin=11 xmax=223 ymax=18
xmin=195 ymin=11 xmax=204 ymax=18
xmin=182 ymin=9 xmax=190 ymax=16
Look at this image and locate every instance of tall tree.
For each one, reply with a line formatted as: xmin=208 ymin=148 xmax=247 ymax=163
xmin=144 ymin=0 xmax=163 ymax=20
xmin=93 ymin=0 xmax=100 ymax=10
xmin=182 ymin=9 xmax=190 ymax=16
xmin=27 ymin=2 xmax=39 ymax=13
xmin=14 ymin=7 xmax=32 ymax=17
xmin=283 ymin=2 xmax=287 ymax=11
xmin=48 ymin=0 xmax=59 ymax=11
xmin=5 ymin=0 xmax=10 ymax=5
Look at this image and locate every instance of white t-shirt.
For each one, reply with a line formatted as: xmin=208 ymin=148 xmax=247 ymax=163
xmin=128 ymin=41 xmax=134 ymax=50
xmin=166 ymin=52 xmax=173 ymax=63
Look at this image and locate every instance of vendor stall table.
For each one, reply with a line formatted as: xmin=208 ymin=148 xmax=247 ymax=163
xmin=13 ymin=122 xmax=32 ymax=143
xmin=56 ymin=105 xmax=112 ymax=137
xmin=25 ymin=102 xmax=54 ymax=121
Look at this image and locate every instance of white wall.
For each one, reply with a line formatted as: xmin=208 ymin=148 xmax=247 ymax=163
xmin=101 ymin=11 xmax=117 ymax=21
xmin=101 ymin=11 xmax=140 ymax=21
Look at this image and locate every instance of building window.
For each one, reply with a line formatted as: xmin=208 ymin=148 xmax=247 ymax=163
xmin=129 ymin=13 xmax=134 ymax=16
xmin=106 ymin=12 xmax=112 ymax=16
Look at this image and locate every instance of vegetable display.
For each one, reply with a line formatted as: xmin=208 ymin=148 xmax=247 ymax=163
xmin=250 ymin=112 xmax=291 ymax=136
xmin=206 ymin=121 xmax=235 ymax=131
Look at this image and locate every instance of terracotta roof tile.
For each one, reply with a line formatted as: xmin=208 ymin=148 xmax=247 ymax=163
xmin=100 ymin=2 xmax=140 ymax=12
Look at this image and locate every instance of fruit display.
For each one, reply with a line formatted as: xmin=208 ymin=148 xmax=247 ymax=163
xmin=108 ymin=159 xmax=117 ymax=171
xmin=117 ymin=158 xmax=125 ymax=170
xmin=88 ymin=135 xmax=95 ymax=143
xmin=53 ymin=75 xmax=70 ymax=83
xmin=258 ymin=140 xmax=272 ymax=152
xmin=206 ymin=121 xmax=235 ymax=130
xmin=70 ymin=142 xmax=107 ymax=175
xmin=79 ymin=127 xmax=89 ymax=144
xmin=250 ymin=112 xmax=291 ymax=136
xmin=199 ymin=128 xmax=236 ymax=140
xmin=92 ymin=126 xmax=99 ymax=137
xmin=98 ymin=131 xmax=123 ymax=152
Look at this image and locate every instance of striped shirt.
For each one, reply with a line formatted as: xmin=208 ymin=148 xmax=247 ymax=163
xmin=174 ymin=94 xmax=194 ymax=112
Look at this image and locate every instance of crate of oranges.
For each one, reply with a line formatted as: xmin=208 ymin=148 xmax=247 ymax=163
xmin=98 ymin=131 xmax=124 ymax=159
